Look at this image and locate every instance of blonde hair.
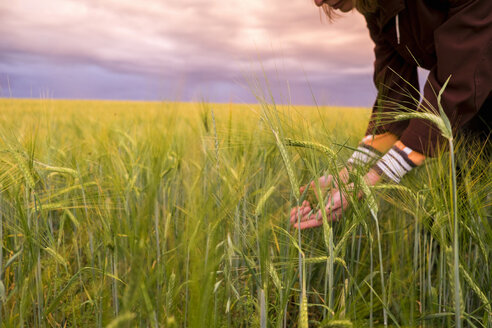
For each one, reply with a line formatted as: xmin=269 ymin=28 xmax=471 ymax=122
xmin=319 ymin=0 xmax=378 ymax=19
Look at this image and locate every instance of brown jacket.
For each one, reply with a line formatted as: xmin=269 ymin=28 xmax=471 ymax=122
xmin=364 ymin=0 xmax=492 ymax=156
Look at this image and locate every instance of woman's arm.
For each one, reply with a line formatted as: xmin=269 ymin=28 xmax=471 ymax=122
xmin=399 ymin=0 xmax=492 ymax=156
xmin=364 ymin=13 xmax=421 ymax=139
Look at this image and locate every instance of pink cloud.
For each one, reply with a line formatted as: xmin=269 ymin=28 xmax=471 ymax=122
xmin=0 ymin=0 xmax=376 ymax=104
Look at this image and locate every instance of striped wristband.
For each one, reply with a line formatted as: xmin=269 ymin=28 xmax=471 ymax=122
xmin=373 ymin=144 xmax=418 ymax=183
xmin=347 ymin=143 xmax=382 ymax=167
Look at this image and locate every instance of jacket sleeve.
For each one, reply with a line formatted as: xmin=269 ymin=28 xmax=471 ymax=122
xmin=399 ymin=0 xmax=492 ymax=156
xmin=364 ymin=14 xmax=421 ymax=138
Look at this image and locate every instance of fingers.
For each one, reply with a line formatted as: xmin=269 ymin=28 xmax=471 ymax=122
xmin=291 ymin=191 xmax=347 ymax=230
xmin=299 ymin=169 xmax=350 ymax=197
xmin=293 ymin=210 xmax=322 ymax=229
xmin=289 ymin=201 xmax=312 ymax=224
xmin=326 ymin=190 xmax=342 ymax=211
xmin=299 ymin=185 xmax=307 ymax=194
xmin=291 ymin=175 xmax=354 ymax=230
xmin=289 ymin=206 xmax=311 ymax=222
xmin=294 ymin=218 xmax=323 ymax=229
xmin=299 ymin=175 xmax=333 ymax=196
xmin=293 ymin=207 xmax=341 ymax=229
xmin=318 ymin=175 xmax=333 ymax=189
xmin=324 ymin=190 xmax=349 ymax=218
xmin=289 ymin=201 xmax=310 ymax=217
xmin=312 ymin=175 xmax=333 ymax=201
xmin=299 ymin=182 xmax=314 ymax=195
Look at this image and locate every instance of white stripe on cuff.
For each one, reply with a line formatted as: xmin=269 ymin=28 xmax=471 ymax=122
xmin=377 ymin=162 xmax=400 ymax=182
xmin=376 ymin=150 xmax=413 ymax=183
xmin=388 ymin=149 xmax=413 ymax=171
xmin=347 ymin=146 xmax=379 ymax=166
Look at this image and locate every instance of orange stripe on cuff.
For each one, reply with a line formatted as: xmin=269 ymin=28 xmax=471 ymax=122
xmin=394 ymin=141 xmax=426 ymax=166
xmin=362 ymin=132 xmax=398 ymax=153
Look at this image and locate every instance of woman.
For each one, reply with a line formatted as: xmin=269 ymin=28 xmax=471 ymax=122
xmin=290 ymin=0 xmax=491 ymax=229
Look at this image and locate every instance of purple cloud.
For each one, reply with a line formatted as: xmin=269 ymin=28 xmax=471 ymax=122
xmin=0 ymin=0 xmax=378 ymax=105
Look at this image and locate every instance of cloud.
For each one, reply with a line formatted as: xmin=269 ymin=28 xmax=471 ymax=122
xmin=0 ymin=0 xmax=376 ymax=105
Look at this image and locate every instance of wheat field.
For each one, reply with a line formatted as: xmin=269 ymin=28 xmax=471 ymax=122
xmin=0 ymin=99 xmax=489 ymax=327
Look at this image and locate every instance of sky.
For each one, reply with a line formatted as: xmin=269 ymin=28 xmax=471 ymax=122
xmin=0 ymin=0 xmax=379 ymax=106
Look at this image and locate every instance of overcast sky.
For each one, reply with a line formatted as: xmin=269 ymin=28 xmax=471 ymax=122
xmin=0 ymin=0 xmax=378 ymax=106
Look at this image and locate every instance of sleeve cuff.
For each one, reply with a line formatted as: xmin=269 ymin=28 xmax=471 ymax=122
xmin=372 ymin=141 xmax=426 ymax=183
xmin=347 ymin=133 xmax=398 ymax=167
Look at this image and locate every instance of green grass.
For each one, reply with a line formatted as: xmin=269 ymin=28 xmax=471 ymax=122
xmin=0 ymin=98 xmax=489 ymax=327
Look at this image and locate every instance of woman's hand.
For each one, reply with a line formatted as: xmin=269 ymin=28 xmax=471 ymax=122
xmin=290 ymin=186 xmax=350 ymax=229
xmin=289 ymin=200 xmax=313 ymax=225
xmin=299 ymin=168 xmax=350 ymax=202
xmin=289 ymin=168 xmax=349 ymax=229
xmin=299 ymin=174 xmax=334 ymax=202
xmin=289 ymin=169 xmax=382 ymax=230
